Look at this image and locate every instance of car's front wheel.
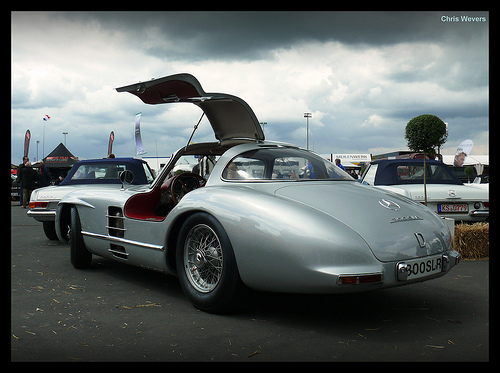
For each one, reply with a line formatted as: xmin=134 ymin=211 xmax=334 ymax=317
xmin=176 ymin=213 xmax=244 ymax=313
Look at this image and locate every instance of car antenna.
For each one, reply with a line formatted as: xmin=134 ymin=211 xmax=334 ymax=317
xmin=185 ymin=112 xmax=205 ymax=150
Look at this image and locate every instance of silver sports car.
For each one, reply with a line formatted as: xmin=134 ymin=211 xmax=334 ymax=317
xmin=55 ymin=73 xmax=460 ymax=313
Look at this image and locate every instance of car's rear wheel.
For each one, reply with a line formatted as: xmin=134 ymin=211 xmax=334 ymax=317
xmin=69 ymin=206 xmax=92 ymax=269
xmin=42 ymin=221 xmax=58 ymax=240
xmin=176 ymin=213 xmax=244 ymax=313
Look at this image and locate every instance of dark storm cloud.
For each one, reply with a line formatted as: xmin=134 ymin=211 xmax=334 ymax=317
xmin=12 ymin=11 xmax=489 ymax=163
xmin=66 ymin=11 xmax=488 ymax=61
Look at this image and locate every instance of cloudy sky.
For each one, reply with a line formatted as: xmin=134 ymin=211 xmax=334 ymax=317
xmin=11 ymin=11 xmax=489 ymax=165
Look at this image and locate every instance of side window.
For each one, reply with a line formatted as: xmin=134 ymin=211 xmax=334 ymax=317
xmin=362 ymin=164 xmax=377 ymax=185
xmin=142 ymin=163 xmax=155 ymax=183
xmin=272 ymin=157 xmax=303 ymax=179
xmin=223 ymin=157 xmax=265 ymax=180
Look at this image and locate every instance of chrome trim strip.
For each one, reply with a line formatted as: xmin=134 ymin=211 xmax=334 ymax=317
xmin=108 ymin=248 xmax=129 ymax=258
xmin=105 ymin=226 xmax=126 ymax=231
xmin=27 ymin=210 xmax=56 ymax=217
xmin=81 ymin=231 xmax=164 ymax=251
xmin=106 ymin=214 xmax=125 ymax=219
xmin=469 ymin=210 xmax=489 ymax=216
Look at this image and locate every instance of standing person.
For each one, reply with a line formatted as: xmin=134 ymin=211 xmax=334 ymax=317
xmin=37 ymin=161 xmax=51 ymax=187
xmin=17 ymin=156 xmax=28 ymax=206
xmin=21 ymin=161 xmax=38 ymax=208
xmin=335 ymin=158 xmax=345 ymax=171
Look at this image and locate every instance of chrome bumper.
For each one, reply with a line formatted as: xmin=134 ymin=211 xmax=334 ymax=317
xmin=27 ymin=209 xmax=56 ymax=222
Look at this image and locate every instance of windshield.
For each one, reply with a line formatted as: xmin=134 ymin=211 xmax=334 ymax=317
xmin=222 ymin=148 xmax=353 ymax=181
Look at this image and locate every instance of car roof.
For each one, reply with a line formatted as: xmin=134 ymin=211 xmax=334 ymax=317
xmin=75 ymin=157 xmax=147 ymax=165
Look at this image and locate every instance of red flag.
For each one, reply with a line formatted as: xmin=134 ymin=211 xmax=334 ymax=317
xmin=24 ymin=129 xmax=31 ymax=158
xmin=108 ymin=131 xmax=115 ymax=156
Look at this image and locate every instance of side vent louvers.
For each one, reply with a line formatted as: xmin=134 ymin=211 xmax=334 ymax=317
xmin=107 ymin=207 xmax=125 ymax=238
xmin=107 ymin=207 xmax=128 ymax=260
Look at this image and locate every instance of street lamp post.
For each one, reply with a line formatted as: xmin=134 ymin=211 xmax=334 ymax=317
xmin=259 ymin=122 xmax=267 ymax=136
xmin=304 ymin=112 xmax=312 ymax=150
xmin=62 ymin=132 xmax=68 ymax=146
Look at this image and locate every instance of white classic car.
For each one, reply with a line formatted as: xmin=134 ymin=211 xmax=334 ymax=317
xmin=54 ymin=73 xmax=460 ymax=313
xmin=28 ymin=158 xmax=155 ymax=239
xmin=360 ymin=159 xmax=489 ymax=222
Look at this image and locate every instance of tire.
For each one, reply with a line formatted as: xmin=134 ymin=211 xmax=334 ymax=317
xmin=176 ymin=213 xmax=244 ymax=313
xmin=42 ymin=221 xmax=58 ymax=240
xmin=69 ymin=206 xmax=92 ymax=269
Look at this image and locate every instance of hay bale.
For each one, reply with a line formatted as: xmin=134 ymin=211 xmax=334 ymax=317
xmin=454 ymin=222 xmax=489 ymax=259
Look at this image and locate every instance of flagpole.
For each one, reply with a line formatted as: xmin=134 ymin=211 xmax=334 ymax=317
xmin=43 ymin=121 xmax=45 ymax=159
xmin=42 ymin=115 xmax=50 ymax=159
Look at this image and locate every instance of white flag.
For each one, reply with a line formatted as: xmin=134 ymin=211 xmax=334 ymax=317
xmin=134 ymin=112 xmax=147 ymax=155
xmin=453 ymin=139 xmax=473 ymax=167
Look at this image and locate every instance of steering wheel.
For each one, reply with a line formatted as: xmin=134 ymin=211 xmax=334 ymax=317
xmin=170 ymin=172 xmax=206 ymax=205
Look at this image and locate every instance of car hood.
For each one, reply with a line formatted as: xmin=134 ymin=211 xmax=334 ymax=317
xmin=115 ymin=73 xmax=264 ymax=143
xmin=274 ymin=182 xmax=452 ymax=262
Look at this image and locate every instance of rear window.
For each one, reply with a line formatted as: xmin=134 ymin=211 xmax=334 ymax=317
xmin=70 ymin=164 xmax=128 ymax=181
xmin=222 ymin=147 xmax=353 ymax=181
xmin=396 ymin=164 xmax=455 ymax=182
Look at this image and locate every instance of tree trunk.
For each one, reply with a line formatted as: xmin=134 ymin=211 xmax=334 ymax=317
xmin=423 ymin=154 xmax=428 ymax=205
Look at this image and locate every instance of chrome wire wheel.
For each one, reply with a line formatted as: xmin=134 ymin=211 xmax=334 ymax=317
xmin=184 ymin=224 xmax=223 ymax=293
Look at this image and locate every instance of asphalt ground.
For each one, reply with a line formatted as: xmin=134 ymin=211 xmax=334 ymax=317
xmin=11 ymin=201 xmax=489 ymax=362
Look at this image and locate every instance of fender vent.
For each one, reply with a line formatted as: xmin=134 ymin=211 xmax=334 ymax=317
xmin=109 ymin=244 xmax=128 ymax=260
xmin=107 ymin=206 xmax=125 ymax=238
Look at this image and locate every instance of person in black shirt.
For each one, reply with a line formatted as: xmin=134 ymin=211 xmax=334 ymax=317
xmin=21 ymin=161 xmax=38 ymax=208
xmin=17 ymin=156 xmax=28 ymax=206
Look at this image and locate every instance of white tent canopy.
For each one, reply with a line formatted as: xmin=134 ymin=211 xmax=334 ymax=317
xmin=442 ymin=154 xmax=489 ymax=174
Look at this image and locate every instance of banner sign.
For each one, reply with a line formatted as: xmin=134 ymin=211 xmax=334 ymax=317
xmin=134 ymin=112 xmax=147 ymax=155
xmin=24 ymin=129 xmax=31 ymax=158
xmin=453 ymin=139 xmax=473 ymax=167
xmin=45 ymin=156 xmax=70 ymax=163
xmin=108 ymin=131 xmax=114 ymax=156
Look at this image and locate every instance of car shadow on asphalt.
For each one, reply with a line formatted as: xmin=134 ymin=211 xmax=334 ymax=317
xmin=77 ymin=255 xmax=481 ymax=343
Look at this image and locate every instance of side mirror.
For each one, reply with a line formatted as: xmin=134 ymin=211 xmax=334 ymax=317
xmin=119 ymin=170 xmax=134 ymax=188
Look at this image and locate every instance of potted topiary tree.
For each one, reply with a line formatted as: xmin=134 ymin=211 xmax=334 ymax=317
xmin=464 ymin=166 xmax=475 ymax=183
xmin=404 ymin=114 xmax=448 ymax=205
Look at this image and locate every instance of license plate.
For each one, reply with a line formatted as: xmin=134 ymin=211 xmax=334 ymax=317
xmin=438 ymin=203 xmax=468 ymax=213
xmin=405 ymin=256 xmax=443 ymax=279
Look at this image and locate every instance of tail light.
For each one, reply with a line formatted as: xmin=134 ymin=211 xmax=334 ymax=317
xmin=29 ymin=201 xmax=49 ymax=209
xmin=337 ymin=273 xmax=383 ymax=285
